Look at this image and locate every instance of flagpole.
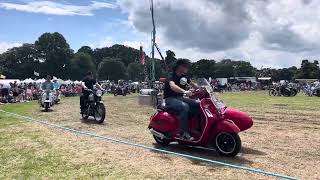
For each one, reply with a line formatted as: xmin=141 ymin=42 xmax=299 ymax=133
xmin=150 ymin=0 xmax=156 ymax=82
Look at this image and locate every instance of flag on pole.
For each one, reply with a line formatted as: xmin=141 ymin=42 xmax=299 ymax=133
xmin=34 ymin=71 xmax=40 ymax=77
xmin=139 ymin=46 xmax=145 ymax=65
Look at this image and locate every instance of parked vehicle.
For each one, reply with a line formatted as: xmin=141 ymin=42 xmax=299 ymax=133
xmin=54 ymin=90 xmax=61 ymax=103
xmin=269 ymin=85 xmax=297 ymax=97
xmin=114 ymin=85 xmax=128 ymax=96
xmin=148 ymin=78 xmax=253 ymax=157
xmin=81 ymin=88 xmax=106 ymax=123
xmin=39 ymin=90 xmax=55 ymax=111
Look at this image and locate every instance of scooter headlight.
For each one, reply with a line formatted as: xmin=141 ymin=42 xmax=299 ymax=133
xmin=96 ymin=90 xmax=102 ymax=97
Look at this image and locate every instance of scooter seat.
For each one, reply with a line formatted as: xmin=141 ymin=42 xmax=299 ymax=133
xmin=157 ymin=104 xmax=179 ymax=114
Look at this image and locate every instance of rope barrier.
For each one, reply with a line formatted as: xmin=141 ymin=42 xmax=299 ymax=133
xmin=0 ymin=109 xmax=299 ymax=180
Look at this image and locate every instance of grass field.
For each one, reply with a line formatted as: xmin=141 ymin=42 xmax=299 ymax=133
xmin=0 ymin=92 xmax=319 ymax=179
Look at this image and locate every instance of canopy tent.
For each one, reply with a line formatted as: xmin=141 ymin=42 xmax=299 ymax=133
xmin=258 ymin=77 xmax=271 ymax=81
xmin=36 ymin=78 xmax=45 ymax=83
xmin=64 ymin=80 xmax=73 ymax=85
xmin=0 ymin=79 xmax=20 ymax=85
xmin=23 ymin=78 xmax=35 ymax=83
xmin=295 ymin=79 xmax=318 ymax=83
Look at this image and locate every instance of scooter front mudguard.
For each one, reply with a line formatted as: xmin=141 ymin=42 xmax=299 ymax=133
xmin=149 ymin=112 xmax=179 ymax=133
xmin=211 ymin=120 xmax=240 ymax=137
xmin=224 ymin=108 xmax=253 ymax=131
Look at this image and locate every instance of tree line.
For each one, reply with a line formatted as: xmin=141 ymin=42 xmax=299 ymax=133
xmin=0 ymin=32 xmax=319 ymax=81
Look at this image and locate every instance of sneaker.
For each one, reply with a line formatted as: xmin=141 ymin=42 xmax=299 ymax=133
xmin=182 ymin=132 xmax=194 ymax=141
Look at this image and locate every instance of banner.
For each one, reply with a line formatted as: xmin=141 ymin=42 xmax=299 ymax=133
xmin=139 ymin=46 xmax=145 ymax=65
xmin=34 ymin=71 xmax=40 ymax=77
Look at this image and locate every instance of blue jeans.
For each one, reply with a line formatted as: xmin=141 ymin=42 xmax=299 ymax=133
xmin=165 ymin=97 xmax=199 ymax=134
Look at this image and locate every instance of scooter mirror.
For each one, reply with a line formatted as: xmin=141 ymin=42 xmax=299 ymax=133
xmin=180 ymin=77 xmax=188 ymax=86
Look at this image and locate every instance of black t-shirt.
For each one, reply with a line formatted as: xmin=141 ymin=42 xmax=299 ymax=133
xmin=163 ymin=73 xmax=191 ymax=99
xmin=82 ymin=78 xmax=96 ymax=91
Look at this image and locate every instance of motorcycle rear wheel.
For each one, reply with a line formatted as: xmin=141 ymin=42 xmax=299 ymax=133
xmin=214 ymin=132 xmax=241 ymax=157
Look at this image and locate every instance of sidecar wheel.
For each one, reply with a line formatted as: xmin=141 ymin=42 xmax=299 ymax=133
xmin=215 ymin=132 xmax=241 ymax=157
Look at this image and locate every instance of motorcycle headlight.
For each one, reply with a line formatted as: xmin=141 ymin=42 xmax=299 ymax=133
xmin=88 ymin=94 xmax=95 ymax=101
xmin=96 ymin=90 xmax=102 ymax=97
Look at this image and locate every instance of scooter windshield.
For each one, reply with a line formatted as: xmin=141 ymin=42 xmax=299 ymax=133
xmin=196 ymin=78 xmax=225 ymax=114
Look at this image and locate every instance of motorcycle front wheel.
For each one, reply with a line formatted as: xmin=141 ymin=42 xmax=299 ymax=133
xmin=214 ymin=132 xmax=241 ymax=157
xmin=94 ymin=103 xmax=106 ymax=124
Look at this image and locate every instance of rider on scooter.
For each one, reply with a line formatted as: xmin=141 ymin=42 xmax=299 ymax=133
xmin=80 ymin=71 xmax=103 ymax=114
xmin=163 ymin=59 xmax=199 ymax=141
xmin=41 ymin=75 xmax=54 ymax=91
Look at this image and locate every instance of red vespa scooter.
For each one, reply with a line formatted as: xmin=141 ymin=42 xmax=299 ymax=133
xmin=148 ymin=78 xmax=253 ymax=157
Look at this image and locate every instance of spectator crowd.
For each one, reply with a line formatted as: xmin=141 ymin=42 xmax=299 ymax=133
xmin=0 ymin=81 xmax=83 ymax=104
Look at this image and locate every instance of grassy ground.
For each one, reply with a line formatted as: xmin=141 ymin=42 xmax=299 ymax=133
xmin=0 ymin=92 xmax=319 ymax=179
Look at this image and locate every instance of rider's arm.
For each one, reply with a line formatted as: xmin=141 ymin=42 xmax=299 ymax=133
xmin=169 ymin=81 xmax=192 ymax=96
xmin=81 ymin=82 xmax=88 ymax=89
xmin=189 ymin=81 xmax=199 ymax=89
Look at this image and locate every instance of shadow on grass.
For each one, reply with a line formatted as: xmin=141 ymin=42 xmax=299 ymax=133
xmin=151 ymin=143 xmax=256 ymax=167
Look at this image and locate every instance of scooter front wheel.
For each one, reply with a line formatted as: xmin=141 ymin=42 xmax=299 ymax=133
xmin=215 ymin=132 xmax=241 ymax=157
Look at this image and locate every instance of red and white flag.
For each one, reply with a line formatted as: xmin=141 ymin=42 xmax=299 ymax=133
xmin=139 ymin=46 xmax=145 ymax=65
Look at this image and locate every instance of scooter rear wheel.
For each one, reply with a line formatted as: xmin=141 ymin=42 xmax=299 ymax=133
xmin=215 ymin=132 xmax=241 ymax=157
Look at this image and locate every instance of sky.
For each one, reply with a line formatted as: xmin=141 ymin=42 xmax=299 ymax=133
xmin=0 ymin=0 xmax=320 ymax=68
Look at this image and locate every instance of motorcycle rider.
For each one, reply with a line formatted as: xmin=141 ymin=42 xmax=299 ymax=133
xmin=52 ymin=78 xmax=60 ymax=90
xmin=80 ymin=71 xmax=103 ymax=113
xmin=41 ymin=75 xmax=54 ymax=91
xmin=163 ymin=59 xmax=199 ymax=141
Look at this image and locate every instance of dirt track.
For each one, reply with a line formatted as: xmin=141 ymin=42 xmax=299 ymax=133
xmin=27 ymin=94 xmax=320 ymax=179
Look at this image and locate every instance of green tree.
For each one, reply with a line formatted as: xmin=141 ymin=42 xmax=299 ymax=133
xmin=70 ymin=52 xmax=96 ymax=80
xmin=35 ymin=32 xmax=73 ymax=78
xmin=165 ymin=50 xmax=177 ymax=70
xmin=214 ymin=59 xmax=235 ymax=78
xmin=233 ymin=61 xmax=255 ymax=77
xmin=0 ymin=44 xmax=40 ymax=79
xmin=191 ymin=59 xmax=216 ymax=78
xmin=295 ymin=60 xmax=320 ymax=79
xmin=98 ymin=58 xmax=127 ymax=80
xmin=128 ymin=62 xmax=144 ymax=81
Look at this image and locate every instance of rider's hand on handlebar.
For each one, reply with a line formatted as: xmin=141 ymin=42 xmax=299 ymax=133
xmin=184 ymin=90 xmax=194 ymax=97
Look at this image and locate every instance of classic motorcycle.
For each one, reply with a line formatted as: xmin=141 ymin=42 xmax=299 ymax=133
xmin=54 ymin=89 xmax=61 ymax=103
xmin=39 ymin=90 xmax=55 ymax=112
xmin=148 ymin=78 xmax=253 ymax=157
xmin=269 ymin=85 xmax=297 ymax=97
xmin=113 ymin=85 xmax=128 ymax=96
xmin=81 ymin=88 xmax=106 ymax=124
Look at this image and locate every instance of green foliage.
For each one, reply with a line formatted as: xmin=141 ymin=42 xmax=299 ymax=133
xmin=1 ymin=32 xmax=319 ymax=81
xmin=128 ymin=62 xmax=144 ymax=81
xmin=35 ymin=32 xmax=73 ymax=79
xmin=98 ymin=58 xmax=127 ymax=80
xmin=0 ymin=44 xmax=40 ymax=79
xmin=70 ymin=52 xmax=96 ymax=80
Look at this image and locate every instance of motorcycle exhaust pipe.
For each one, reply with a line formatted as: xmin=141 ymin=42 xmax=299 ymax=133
xmin=150 ymin=128 xmax=165 ymax=139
